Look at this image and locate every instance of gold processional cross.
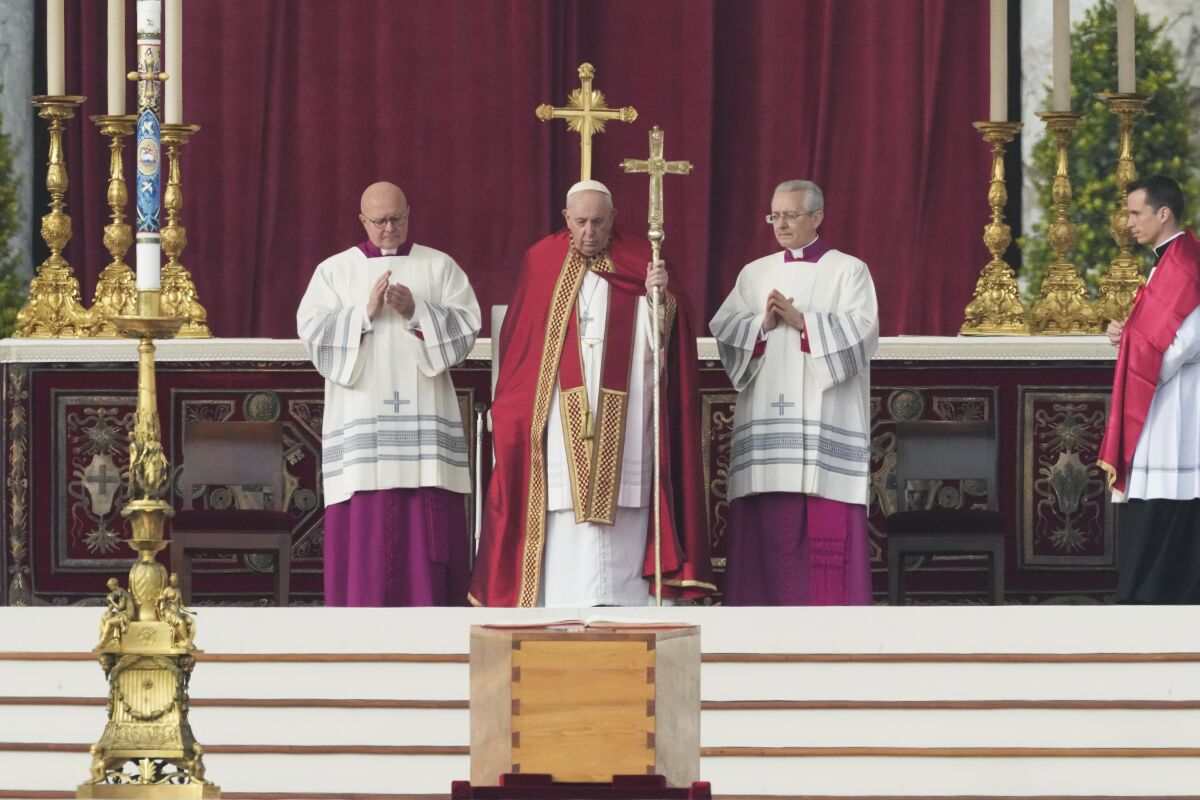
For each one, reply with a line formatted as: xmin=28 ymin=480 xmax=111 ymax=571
xmin=619 ymin=125 xmax=691 ymax=608
xmin=620 ymin=125 xmax=693 ymax=262
xmin=536 ymin=63 xmax=637 ymax=181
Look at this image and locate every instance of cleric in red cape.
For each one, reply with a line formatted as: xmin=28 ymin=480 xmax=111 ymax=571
xmin=470 ymin=180 xmax=715 ymax=607
xmin=1098 ymin=174 xmax=1200 ymax=604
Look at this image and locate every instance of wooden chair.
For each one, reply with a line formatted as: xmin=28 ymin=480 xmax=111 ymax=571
xmin=169 ymin=421 xmax=292 ymax=605
xmin=886 ymin=420 xmax=1005 ymax=605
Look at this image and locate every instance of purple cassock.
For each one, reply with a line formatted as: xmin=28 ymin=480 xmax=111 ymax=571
xmin=320 ymin=239 xmax=470 ymax=607
xmin=324 ymin=487 xmax=470 ymax=607
xmin=722 ymin=493 xmax=872 ymax=605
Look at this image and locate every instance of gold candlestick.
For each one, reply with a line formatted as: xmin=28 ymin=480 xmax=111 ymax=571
xmin=13 ymin=96 xmax=91 ymax=338
xmin=1030 ymin=111 xmax=1099 ymax=334
xmin=79 ymin=299 xmax=219 ymax=797
xmin=159 ymin=123 xmax=211 ymax=338
xmin=961 ymin=121 xmax=1029 ymax=335
xmin=1095 ymin=92 xmax=1152 ymax=324
xmin=87 ymin=114 xmax=139 ymax=337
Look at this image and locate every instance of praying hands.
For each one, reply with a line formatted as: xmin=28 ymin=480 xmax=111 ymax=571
xmin=763 ymin=289 xmax=804 ymax=332
xmin=367 ymin=270 xmax=391 ymax=320
xmin=386 ymin=282 xmax=416 ymax=319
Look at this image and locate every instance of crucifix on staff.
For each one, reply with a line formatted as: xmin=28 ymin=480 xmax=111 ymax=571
xmin=469 ymin=64 xmax=715 ymax=611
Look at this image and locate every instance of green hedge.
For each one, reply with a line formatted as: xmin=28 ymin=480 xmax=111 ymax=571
xmin=1021 ymin=0 xmax=1199 ymax=300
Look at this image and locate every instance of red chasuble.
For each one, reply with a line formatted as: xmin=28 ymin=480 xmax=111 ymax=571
xmin=1099 ymin=231 xmax=1200 ymax=495
xmin=470 ymin=230 xmax=715 ymax=607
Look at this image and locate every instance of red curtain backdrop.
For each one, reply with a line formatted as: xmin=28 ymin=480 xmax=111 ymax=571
xmin=56 ymin=0 xmax=989 ymax=338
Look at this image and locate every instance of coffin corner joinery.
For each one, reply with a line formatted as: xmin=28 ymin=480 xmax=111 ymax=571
xmin=469 ymin=622 xmax=700 ymax=786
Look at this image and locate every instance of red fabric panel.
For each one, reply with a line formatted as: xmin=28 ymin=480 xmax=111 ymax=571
xmin=56 ymin=1 xmax=987 ymax=338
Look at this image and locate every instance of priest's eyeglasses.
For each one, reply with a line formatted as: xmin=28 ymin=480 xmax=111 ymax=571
xmin=765 ymin=211 xmax=816 ymax=225
xmin=365 ymin=213 xmax=410 ymax=229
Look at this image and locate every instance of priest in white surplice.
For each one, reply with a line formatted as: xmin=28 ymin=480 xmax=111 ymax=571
xmin=297 ymin=181 xmax=480 ymax=606
xmin=1099 ymin=175 xmax=1200 ymax=604
xmin=710 ymin=180 xmax=878 ymax=605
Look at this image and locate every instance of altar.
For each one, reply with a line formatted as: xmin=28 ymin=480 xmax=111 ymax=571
xmin=0 ymin=335 xmax=1117 ymax=606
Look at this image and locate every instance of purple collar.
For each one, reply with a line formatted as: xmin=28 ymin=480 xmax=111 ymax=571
xmin=783 ymin=236 xmax=830 ymax=263
xmin=358 ymin=240 xmax=414 ymax=258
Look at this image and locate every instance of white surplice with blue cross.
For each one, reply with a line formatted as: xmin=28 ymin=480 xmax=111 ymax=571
xmin=297 ymin=244 xmax=480 ymax=506
xmin=709 ymin=241 xmax=879 ymax=506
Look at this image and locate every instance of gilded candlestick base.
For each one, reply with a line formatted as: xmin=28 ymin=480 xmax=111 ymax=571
xmin=14 ymin=96 xmax=91 ymax=338
xmin=79 ymin=298 xmax=218 ymax=798
xmin=159 ymin=124 xmax=211 ymax=338
xmin=1095 ymin=92 xmax=1152 ymax=323
xmin=961 ymin=121 xmax=1029 ymax=335
xmin=88 ymin=115 xmax=140 ymax=337
xmin=82 ymin=557 xmax=216 ymax=797
xmin=1029 ymin=112 xmax=1098 ymax=334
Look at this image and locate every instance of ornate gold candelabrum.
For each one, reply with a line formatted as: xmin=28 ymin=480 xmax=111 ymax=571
xmin=1030 ymin=112 xmax=1099 ymax=334
xmin=1095 ymin=92 xmax=1152 ymax=323
xmin=961 ymin=121 xmax=1029 ymax=335
xmin=87 ymin=115 xmax=139 ymax=337
xmin=78 ymin=299 xmax=219 ymax=798
xmin=14 ymin=96 xmax=91 ymax=338
xmin=159 ymin=124 xmax=211 ymax=338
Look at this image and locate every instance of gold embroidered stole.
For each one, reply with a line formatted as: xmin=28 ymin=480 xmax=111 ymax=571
xmin=557 ymin=266 xmax=638 ymax=525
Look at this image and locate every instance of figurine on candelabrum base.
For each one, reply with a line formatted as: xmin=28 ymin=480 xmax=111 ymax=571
xmin=159 ymin=124 xmax=211 ymax=338
xmin=87 ymin=115 xmax=139 ymax=337
xmin=1030 ymin=112 xmax=1099 ymax=335
xmin=77 ymin=306 xmax=220 ymax=799
xmin=14 ymin=96 xmax=92 ymax=338
xmin=1095 ymin=92 xmax=1152 ymax=325
xmin=961 ymin=121 xmax=1029 ymax=335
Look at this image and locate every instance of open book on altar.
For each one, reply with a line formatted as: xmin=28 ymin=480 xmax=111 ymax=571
xmin=480 ymin=616 xmax=694 ymax=631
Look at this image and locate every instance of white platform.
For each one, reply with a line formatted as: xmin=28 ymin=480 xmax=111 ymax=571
xmin=2 ymin=605 xmax=1199 ymax=798
xmin=0 ymin=334 xmax=1117 ymax=365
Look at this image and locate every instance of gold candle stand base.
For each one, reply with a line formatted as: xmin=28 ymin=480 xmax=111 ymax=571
xmin=1095 ymin=92 xmax=1152 ymax=323
xmin=79 ymin=304 xmax=219 ymax=796
xmin=87 ymin=114 xmax=139 ymax=337
xmin=159 ymin=124 xmax=211 ymax=338
xmin=1030 ymin=111 xmax=1099 ymax=334
xmin=14 ymin=95 xmax=91 ymax=338
xmin=961 ymin=121 xmax=1029 ymax=335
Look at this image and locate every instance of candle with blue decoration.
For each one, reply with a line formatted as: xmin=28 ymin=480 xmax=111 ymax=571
xmin=133 ymin=0 xmax=163 ymax=314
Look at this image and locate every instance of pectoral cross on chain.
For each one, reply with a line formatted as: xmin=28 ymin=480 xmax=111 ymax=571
xmin=536 ymin=63 xmax=637 ymax=181
xmin=579 ymin=309 xmax=601 ymax=439
xmin=578 ymin=309 xmax=595 ymax=337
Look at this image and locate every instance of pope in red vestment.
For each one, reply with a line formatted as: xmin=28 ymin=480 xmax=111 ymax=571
xmin=470 ymin=182 xmax=714 ymax=607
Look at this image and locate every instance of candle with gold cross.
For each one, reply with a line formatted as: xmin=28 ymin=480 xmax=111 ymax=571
xmin=128 ymin=1 xmax=170 ymax=316
xmin=536 ymin=63 xmax=637 ymax=181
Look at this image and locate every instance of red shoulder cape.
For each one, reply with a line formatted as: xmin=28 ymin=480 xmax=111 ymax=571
xmin=1098 ymin=231 xmax=1200 ymax=495
xmin=470 ymin=230 xmax=715 ymax=606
